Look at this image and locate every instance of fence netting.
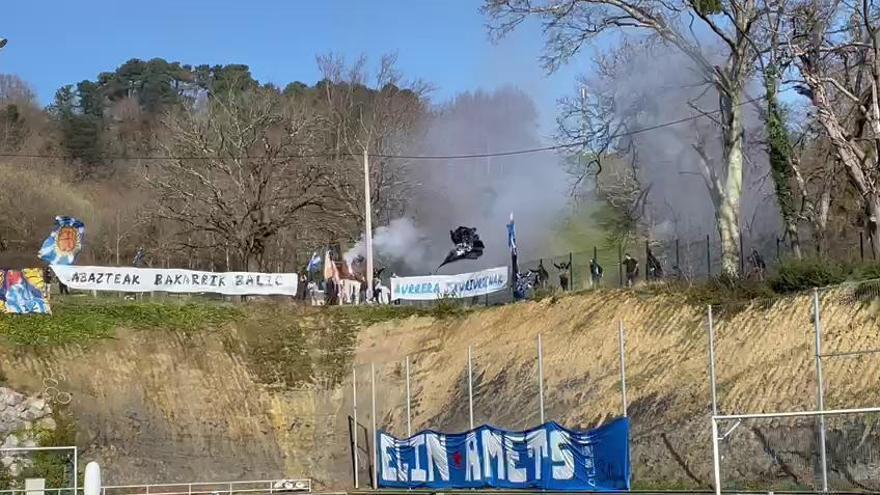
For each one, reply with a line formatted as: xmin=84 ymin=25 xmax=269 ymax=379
xmin=716 ymin=412 xmax=880 ymax=492
xmin=0 ymin=448 xmax=76 ymax=495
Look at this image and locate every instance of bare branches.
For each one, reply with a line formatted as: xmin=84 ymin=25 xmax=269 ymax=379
xmin=146 ymin=88 xmax=329 ymax=270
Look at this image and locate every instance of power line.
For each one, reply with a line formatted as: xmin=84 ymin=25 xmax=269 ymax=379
xmin=0 ymin=92 xmax=778 ymax=162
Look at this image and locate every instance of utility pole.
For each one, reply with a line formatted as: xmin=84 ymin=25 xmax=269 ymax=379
xmin=363 ymin=147 xmax=374 ymax=302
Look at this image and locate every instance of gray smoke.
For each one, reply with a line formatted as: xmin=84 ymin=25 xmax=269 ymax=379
xmin=343 ymin=217 xmax=430 ymax=273
xmin=585 ymin=42 xmax=780 ymax=243
xmin=361 ymin=87 xmax=570 ymax=276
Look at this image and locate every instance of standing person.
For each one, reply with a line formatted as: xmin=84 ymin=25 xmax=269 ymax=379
xmin=646 ymin=248 xmax=663 ymax=280
xmin=623 ymin=253 xmax=639 ymax=288
xmin=42 ymin=266 xmax=53 ymax=301
xmin=589 ymin=258 xmax=604 ymax=288
xmin=553 ymin=261 xmax=570 ymax=291
xmin=132 ymin=247 xmax=146 ymax=267
xmin=748 ymin=248 xmax=767 ymax=281
xmin=536 ymin=260 xmax=549 ymax=289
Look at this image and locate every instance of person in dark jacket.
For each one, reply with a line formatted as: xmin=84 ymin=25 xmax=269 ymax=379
xmin=553 ymin=261 xmax=570 ymax=291
xmin=623 ymin=254 xmax=639 ymax=288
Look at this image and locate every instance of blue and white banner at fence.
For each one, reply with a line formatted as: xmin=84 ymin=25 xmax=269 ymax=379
xmin=377 ymin=418 xmax=630 ymax=491
xmin=51 ymin=265 xmax=299 ymax=296
xmin=390 ymin=266 xmax=508 ymax=301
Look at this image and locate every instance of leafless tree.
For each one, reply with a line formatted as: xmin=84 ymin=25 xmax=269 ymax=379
xmin=310 ymin=54 xmax=429 ymax=241
xmin=786 ymin=0 xmax=880 ymax=257
xmin=485 ymin=0 xmax=763 ymax=275
xmin=147 ymin=88 xmax=327 ymax=271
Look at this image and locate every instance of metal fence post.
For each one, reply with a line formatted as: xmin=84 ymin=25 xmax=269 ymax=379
xmin=467 ymin=345 xmax=474 ymax=430
xmin=405 ymin=356 xmax=412 ymax=437
xmin=618 ymin=245 xmax=624 ymax=288
xmin=537 ymin=334 xmax=545 ymax=424
xmin=708 ymin=305 xmax=718 ymax=416
xmin=569 ymin=252 xmax=574 ymax=290
xmin=813 ymin=288 xmax=829 ymax=492
xmin=711 ymin=417 xmax=722 ymax=495
xmin=861 ymin=232 xmax=865 ymax=262
xmin=370 ymin=363 xmax=379 ymax=489
xmin=644 ymin=240 xmax=651 ymax=282
xmin=618 ymin=321 xmax=628 ymax=417
xmin=706 ymin=234 xmax=711 ymax=277
xmin=675 ymin=239 xmax=681 ymax=274
xmin=73 ymin=447 xmax=78 ymax=495
xmin=352 ymin=366 xmax=359 ymax=489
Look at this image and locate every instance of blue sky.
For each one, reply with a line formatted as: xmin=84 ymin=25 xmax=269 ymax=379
xmin=0 ymin=0 xmax=588 ymax=134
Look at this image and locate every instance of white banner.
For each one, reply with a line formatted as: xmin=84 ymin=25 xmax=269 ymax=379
xmin=51 ymin=265 xmax=298 ymax=296
xmin=390 ymin=266 xmax=508 ymax=301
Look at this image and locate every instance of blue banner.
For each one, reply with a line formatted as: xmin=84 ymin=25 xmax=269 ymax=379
xmin=377 ymin=418 xmax=630 ymax=491
xmin=1 ymin=269 xmax=51 ymax=315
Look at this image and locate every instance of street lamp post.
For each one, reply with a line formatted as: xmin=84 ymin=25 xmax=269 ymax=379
xmin=363 ymin=147 xmax=374 ymax=302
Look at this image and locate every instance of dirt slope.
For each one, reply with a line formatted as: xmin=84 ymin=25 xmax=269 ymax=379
xmin=354 ymin=288 xmax=880 ymax=491
xmin=1 ymin=289 xmax=878 ymax=491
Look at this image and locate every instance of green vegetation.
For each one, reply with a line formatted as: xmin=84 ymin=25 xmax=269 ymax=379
xmin=18 ymin=405 xmax=78 ymax=491
xmin=0 ymin=297 xmax=243 ymax=347
xmin=769 ymin=258 xmax=851 ymax=293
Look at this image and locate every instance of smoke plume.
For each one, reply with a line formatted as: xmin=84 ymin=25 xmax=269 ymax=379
xmin=365 ymin=87 xmax=569 ymax=275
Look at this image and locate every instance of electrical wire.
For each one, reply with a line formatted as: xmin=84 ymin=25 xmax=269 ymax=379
xmin=0 ymin=91 xmax=785 ymax=162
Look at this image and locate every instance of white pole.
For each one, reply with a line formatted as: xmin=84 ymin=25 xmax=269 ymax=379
xmin=813 ymin=287 xmax=829 ymax=492
xmin=370 ymin=362 xmax=378 ymax=489
xmin=405 ymin=356 xmax=412 ymax=437
xmin=363 ymin=147 xmax=374 ymax=302
xmin=468 ymin=345 xmax=474 ymax=429
xmin=352 ymin=366 xmax=359 ymax=489
xmin=537 ymin=334 xmax=545 ymax=424
xmin=73 ymin=448 xmax=78 ymax=495
xmin=711 ymin=417 xmax=722 ymax=495
xmin=708 ymin=305 xmax=718 ymax=416
xmin=618 ymin=321 xmax=628 ymax=417
xmin=83 ymin=461 xmax=100 ymax=495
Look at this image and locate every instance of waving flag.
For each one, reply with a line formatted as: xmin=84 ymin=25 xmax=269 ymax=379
xmin=436 ymin=226 xmax=485 ymax=271
xmin=39 ymin=216 xmax=85 ymax=265
xmin=507 ymin=213 xmax=518 ymax=276
xmin=307 ymin=252 xmax=322 ymax=272
xmin=4 ymin=269 xmax=50 ymax=314
xmin=323 ymin=250 xmax=339 ymax=282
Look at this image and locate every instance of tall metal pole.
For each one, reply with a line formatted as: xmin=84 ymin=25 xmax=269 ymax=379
xmin=618 ymin=321 xmax=628 ymax=417
xmin=537 ymin=334 xmax=545 ymax=424
xmin=711 ymin=418 xmax=722 ymax=495
xmin=708 ymin=305 xmax=718 ymax=416
xmin=467 ymin=345 xmax=475 ymax=429
xmin=363 ymin=147 xmax=374 ymax=302
xmin=813 ymin=288 xmax=829 ymax=492
xmin=73 ymin=448 xmax=78 ymax=495
xmin=370 ymin=362 xmax=378 ymax=489
xmin=352 ymin=367 xmax=359 ymax=489
xmin=405 ymin=356 xmax=412 ymax=437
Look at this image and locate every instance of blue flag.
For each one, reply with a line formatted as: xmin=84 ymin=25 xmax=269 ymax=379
xmin=307 ymin=252 xmax=322 ymax=272
xmin=506 ymin=213 xmax=517 ymax=254
xmin=3 ymin=269 xmax=51 ymax=315
xmin=39 ymin=216 xmax=85 ymax=265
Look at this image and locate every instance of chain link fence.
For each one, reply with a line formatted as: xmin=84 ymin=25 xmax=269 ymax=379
xmin=349 ymin=279 xmax=880 ymax=491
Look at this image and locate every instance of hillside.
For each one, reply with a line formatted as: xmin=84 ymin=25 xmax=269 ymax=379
xmin=0 ymin=288 xmax=878 ymax=491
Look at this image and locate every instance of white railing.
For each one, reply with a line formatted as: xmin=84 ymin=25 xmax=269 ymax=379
xmin=0 ymin=479 xmax=311 ymax=495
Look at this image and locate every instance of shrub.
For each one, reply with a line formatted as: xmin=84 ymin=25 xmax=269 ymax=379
xmin=853 ymin=262 xmax=880 ymax=281
xmin=769 ymin=258 xmax=850 ymax=293
xmin=684 ymin=273 xmax=775 ymax=308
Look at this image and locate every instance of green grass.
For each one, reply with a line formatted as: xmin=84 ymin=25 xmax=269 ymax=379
xmin=0 ymin=297 xmax=244 ymax=346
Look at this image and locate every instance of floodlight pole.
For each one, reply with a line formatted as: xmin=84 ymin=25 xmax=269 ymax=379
xmin=363 ymin=147 xmax=374 ymax=302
